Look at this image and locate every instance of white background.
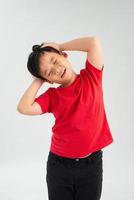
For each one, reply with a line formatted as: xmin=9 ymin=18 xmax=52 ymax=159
xmin=0 ymin=0 xmax=134 ymax=199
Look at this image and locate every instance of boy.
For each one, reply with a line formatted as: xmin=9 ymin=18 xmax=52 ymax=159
xmin=17 ymin=37 xmax=114 ymax=200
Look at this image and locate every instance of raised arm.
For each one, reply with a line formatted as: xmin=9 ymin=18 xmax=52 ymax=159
xmin=59 ymin=36 xmax=104 ymax=70
xmin=17 ymin=78 xmax=45 ymax=115
xmin=42 ymin=36 xmax=104 ymax=70
xmin=59 ymin=36 xmax=96 ymax=52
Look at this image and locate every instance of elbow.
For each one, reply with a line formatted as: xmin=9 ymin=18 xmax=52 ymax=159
xmin=17 ymin=105 xmax=24 ymax=114
xmin=88 ymin=36 xmax=100 ymax=46
xmin=92 ymin=37 xmax=101 ymax=45
xmin=17 ymin=104 xmax=27 ymax=115
xmin=17 ymin=104 xmax=35 ymax=116
xmin=91 ymin=36 xmax=100 ymax=42
xmin=88 ymin=37 xmax=101 ymax=51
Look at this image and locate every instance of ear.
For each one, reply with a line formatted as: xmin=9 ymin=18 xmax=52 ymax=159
xmin=61 ymin=51 xmax=68 ymax=58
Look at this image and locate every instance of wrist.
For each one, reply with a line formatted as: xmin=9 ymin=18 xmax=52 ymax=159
xmin=33 ymin=78 xmax=44 ymax=85
xmin=59 ymin=43 xmax=65 ymax=52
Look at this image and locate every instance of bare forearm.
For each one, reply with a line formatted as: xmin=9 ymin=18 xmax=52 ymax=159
xmin=59 ymin=36 xmax=97 ymax=52
xmin=17 ymin=79 xmax=44 ymax=111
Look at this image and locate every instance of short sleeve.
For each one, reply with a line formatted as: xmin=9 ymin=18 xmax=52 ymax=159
xmin=85 ymin=58 xmax=104 ymax=85
xmin=34 ymin=88 xmax=52 ymax=114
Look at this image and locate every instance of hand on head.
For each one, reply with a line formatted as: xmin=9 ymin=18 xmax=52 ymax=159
xmin=41 ymin=42 xmax=60 ymax=52
xmin=41 ymin=42 xmax=68 ymax=58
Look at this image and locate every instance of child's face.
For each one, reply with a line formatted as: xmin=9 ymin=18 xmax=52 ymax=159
xmin=39 ymin=52 xmax=77 ymax=87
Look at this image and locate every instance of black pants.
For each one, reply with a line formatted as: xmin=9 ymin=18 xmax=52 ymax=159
xmin=46 ymin=150 xmax=103 ymax=200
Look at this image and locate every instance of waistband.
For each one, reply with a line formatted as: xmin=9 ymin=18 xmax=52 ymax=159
xmin=48 ymin=150 xmax=102 ymax=163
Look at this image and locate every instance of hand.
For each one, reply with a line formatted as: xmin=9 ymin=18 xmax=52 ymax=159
xmin=32 ymin=75 xmax=45 ymax=83
xmin=32 ymin=75 xmax=54 ymax=85
xmin=41 ymin=42 xmax=61 ymax=52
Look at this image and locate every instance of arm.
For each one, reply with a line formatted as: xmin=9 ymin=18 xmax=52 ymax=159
xmin=17 ymin=78 xmax=45 ymax=115
xmin=60 ymin=36 xmax=104 ymax=70
xmin=42 ymin=36 xmax=104 ymax=70
xmin=59 ymin=36 xmax=97 ymax=52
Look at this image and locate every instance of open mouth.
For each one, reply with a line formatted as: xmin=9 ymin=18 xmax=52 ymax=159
xmin=61 ymin=69 xmax=66 ymax=78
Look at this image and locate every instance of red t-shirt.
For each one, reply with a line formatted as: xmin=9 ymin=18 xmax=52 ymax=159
xmin=35 ymin=58 xmax=114 ymax=158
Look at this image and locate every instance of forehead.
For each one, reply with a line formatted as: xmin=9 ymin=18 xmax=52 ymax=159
xmin=39 ymin=52 xmax=56 ymax=65
xmin=39 ymin=52 xmax=57 ymax=70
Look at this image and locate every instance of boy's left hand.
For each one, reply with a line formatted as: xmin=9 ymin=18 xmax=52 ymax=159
xmin=41 ymin=42 xmax=61 ymax=52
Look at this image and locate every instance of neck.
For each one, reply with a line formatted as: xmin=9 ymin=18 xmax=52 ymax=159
xmin=60 ymin=73 xmax=77 ymax=88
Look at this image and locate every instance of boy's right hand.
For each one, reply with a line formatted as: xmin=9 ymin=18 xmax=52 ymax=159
xmin=32 ymin=75 xmax=54 ymax=85
xmin=32 ymin=75 xmax=45 ymax=83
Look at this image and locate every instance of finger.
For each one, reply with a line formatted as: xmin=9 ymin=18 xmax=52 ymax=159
xmin=41 ymin=43 xmax=51 ymax=48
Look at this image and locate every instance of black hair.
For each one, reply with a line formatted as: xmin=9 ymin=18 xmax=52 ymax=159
xmin=27 ymin=43 xmax=61 ymax=81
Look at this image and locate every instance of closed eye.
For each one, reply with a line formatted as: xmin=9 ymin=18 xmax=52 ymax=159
xmin=48 ymin=71 xmax=51 ymax=76
xmin=53 ymin=59 xmax=57 ymax=64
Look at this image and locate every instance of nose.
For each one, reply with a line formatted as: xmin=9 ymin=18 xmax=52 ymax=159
xmin=47 ymin=67 xmax=63 ymax=77
xmin=55 ymin=68 xmax=62 ymax=76
xmin=56 ymin=68 xmax=61 ymax=73
xmin=47 ymin=69 xmax=60 ymax=77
